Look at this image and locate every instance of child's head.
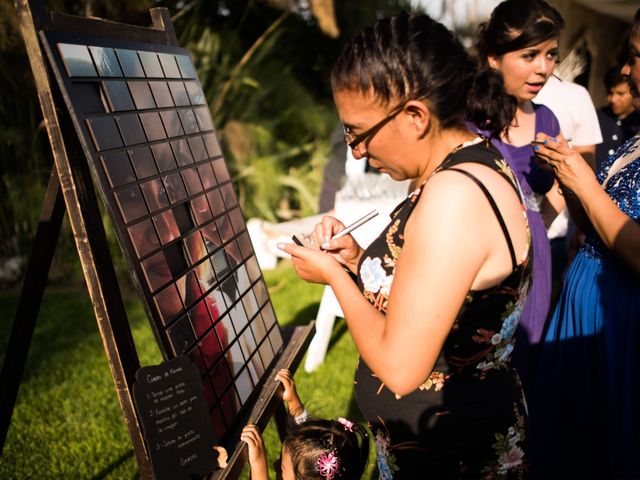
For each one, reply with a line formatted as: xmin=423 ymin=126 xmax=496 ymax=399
xmin=604 ymin=66 xmax=635 ymax=118
xmin=281 ymin=417 xmax=369 ymax=479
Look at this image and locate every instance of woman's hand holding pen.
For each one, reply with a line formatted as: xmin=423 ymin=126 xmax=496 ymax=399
xmin=278 ymin=215 xmax=364 ymax=284
xmin=278 ymin=238 xmax=346 ymax=285
xmin=532 ymin=133 xmax=598 ymax=196
xmin=313 ymin=215 xmax=364 ymax=271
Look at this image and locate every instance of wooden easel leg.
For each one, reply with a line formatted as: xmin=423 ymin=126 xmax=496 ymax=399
xmin=0 ymin=167 xmax=65 ymax=455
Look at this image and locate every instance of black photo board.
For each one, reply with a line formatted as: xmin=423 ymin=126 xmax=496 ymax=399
xmin=40 ymin=31 xmax=284 ymax=443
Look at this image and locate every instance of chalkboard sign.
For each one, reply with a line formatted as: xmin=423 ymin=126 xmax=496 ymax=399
xmin=133 ymin=355 xmax=219 ymax=479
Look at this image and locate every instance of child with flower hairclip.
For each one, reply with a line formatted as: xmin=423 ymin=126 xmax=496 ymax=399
xmin=241 ymin=369 xmax=369 ymax=479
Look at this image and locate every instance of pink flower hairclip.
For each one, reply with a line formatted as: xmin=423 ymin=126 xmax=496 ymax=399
xmin=316 ymin=450 xmax=340 ymax=479
xmin=337 ymin=417 xmax=353 ymax=432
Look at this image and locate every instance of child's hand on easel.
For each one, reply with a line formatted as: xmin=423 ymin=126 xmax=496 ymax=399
xmin=275 ymin=369 xmax=305 ymax=419
xmin=241 ymin=424 xmax=268 ymax=480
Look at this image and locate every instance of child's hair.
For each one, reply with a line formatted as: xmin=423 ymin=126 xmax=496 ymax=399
xmin=604 ymin=65 xmax=628 ymax=91
xmin=282 ymin=417 xmax=369 ymax=479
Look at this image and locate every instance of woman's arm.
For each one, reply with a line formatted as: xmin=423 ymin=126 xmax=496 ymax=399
xmin=281 ymin=171 xmax=501 ymax=395
xmin=536 ymin=137 xmax=640 ymax=274
xmin=540 ymin=179 xmax=592 ymax=233
xmin=535 ymin=134 xmax=596 ymax=230
xmin=539 ymin=180 xmax=565 ymax=228
xmin=538 ymin=144 xmax=596 ymax=232
xmin=576 ymin=183 xmax=640 ymax=274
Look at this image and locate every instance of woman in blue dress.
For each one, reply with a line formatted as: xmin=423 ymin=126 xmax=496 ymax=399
xmin=532 ymin=11 xmax=640 ymax=478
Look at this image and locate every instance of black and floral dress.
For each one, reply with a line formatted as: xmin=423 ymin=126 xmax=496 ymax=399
xmin=353 ymin=138 xmax=532 ymax=479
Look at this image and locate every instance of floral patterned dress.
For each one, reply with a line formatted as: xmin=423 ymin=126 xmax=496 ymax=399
xmin=353 ymin=139 xmax=532 ymax=479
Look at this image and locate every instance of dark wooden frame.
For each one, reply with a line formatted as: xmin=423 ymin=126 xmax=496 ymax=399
xmin=0 ymin=2 xmax=314 ymax=478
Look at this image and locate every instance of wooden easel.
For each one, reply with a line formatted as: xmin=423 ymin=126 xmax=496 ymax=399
xmin=0 ymin=2 xmax=314 ymax=478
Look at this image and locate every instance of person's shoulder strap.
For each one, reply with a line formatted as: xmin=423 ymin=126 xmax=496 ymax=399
xmin=439 ymin=166 xmax=517 ymax=271
xmin=443 ymin=139 xmax=522 ymax=197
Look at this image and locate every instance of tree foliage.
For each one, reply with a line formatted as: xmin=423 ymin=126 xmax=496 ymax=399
xmin=0 ymin=0 xmax=413 ymax=279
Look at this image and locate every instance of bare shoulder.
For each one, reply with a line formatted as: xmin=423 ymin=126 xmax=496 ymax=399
xmin=417 ymin=164 xmax=513 ymax=213
xmin=409 ymin=162 xmax=523 ymax=242
xmin=407 ymin=167 xmax=496 ymax=238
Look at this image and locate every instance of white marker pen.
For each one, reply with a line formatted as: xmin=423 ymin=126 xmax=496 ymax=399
xmin=320 ymin=209 xmax=379 ymax=250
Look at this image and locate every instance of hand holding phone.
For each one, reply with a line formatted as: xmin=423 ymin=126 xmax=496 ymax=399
xmin=291 ymin=232 xmax=319 ymax=249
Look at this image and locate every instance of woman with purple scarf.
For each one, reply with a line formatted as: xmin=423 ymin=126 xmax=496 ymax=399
xmin=474 ymin=0 xmax=564 ymax=398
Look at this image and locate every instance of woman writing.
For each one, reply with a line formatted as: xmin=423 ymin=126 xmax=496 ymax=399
xmin=532 ymin=11 xmax=640 ymax=478
xmin=475 ymin=0 xmax=564 ymax=397
xmin=280 ymin=12 xmax=533 ymax=478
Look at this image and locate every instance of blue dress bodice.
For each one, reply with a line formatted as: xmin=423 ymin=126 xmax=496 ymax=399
xmin=582 ymin=134 xmax=640 ymax=260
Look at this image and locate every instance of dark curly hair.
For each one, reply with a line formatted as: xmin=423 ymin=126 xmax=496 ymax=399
xmin=282 ymin=418 xmax=369 ymax=479
xmin=330 ymin=11 xmax=515 ymax=138
xmin=476 ymin=0 xmax=564 ymax=63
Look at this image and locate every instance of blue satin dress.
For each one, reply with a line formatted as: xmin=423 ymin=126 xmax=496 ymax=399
xmin=533 ymin=135 xmax=640 ymax=479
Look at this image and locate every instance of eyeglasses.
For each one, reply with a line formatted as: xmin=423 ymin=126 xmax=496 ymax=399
xmin=343 ymin=101 xmax=406 ymax=151
xmin=627 ymin=48 xmax=640 ymax=66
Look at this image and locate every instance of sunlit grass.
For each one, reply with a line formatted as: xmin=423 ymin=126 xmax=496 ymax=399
xmin=0 ymin=262 xmax=374 ymax=479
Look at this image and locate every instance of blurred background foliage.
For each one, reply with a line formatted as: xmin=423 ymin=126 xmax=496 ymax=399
xmin=0 ymin=0 xmax=415 ymax=286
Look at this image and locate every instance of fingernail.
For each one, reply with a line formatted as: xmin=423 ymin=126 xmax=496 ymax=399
xmin=276 ymin=242 xmax=287 ymax=250
xmin=533 ymin=145 xmax=539 ymax=151
xmin=550 ymin=137 xmax=558 ymax=142
xmin=321 ymin=241 xmax=330 ymax=250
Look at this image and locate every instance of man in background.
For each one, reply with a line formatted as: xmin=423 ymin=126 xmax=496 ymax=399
xmin=596 ymin=66 xmax=640 ymax=169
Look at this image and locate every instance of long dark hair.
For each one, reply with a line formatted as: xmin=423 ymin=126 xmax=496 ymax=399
xmin=330 ymin=11 xmax=514 ymax=138
xmin=282 ymin=418 xmax=369 ymax=480
xmin=476 ymin=0 xmax=564 ymax=63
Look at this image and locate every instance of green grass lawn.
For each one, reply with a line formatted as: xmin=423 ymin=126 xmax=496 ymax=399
xmin=0 ymin=261 xmax=372 ymax=479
